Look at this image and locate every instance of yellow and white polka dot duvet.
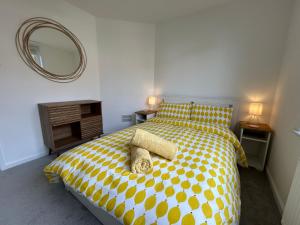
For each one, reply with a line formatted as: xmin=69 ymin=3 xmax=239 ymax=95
xmin=44 ymin=117 xmax=247 ymax=225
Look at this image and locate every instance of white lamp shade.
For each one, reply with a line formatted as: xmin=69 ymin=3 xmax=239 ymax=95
xmin=249 ymin=102 xmax=263 ymax=116
xmin=148 ymin=96 xmax=156 ymax=106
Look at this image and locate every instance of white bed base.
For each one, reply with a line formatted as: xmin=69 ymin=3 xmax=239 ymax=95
xmin=65 ymin=184 xmax=122 ymax=225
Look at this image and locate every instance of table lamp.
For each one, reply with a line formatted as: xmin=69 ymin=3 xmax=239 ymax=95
xmin=249 ymin=102 xmax=263 ymax=126
xmin=148 ymin=96 xmax=157 ymax=110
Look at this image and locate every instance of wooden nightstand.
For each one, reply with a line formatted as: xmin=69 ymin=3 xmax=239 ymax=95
xmin=239 ymin=121 xmax=272 ymax=171
xmin=135 ymin=110 xmax=157 ymax=124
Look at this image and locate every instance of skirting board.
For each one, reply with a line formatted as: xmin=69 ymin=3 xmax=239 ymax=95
xmin=1 ymin=151 xmax=48 ymax=171
xmin=266 ymin=167 xmax=284 ymax=214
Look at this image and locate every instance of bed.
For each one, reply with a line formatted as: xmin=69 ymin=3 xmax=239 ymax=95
xmin=44 ymin=107 xmax=247 ymax=225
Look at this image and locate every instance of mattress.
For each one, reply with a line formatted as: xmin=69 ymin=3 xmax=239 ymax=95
xmin=45 ymin=117 xmax=247 ymax=225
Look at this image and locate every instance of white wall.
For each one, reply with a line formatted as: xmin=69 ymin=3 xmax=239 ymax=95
xmin=97 ymin=18 xmax=155 ymax=133
xmin=267 ymin=0 xmax=300 ymax=212
xmin=0 ymin=0 xmax=101 ymax=170
xmin=155 ymin=0 xmax=292 ymax=123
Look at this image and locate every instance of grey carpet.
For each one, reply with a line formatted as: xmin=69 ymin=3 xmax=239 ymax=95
xmin=239 ymin=167 xmax=282 ymax=225
xmin=0 ymin=156 xmax=281 ymax=225
xmin=0 ymin=156 xmax=101 ymax=225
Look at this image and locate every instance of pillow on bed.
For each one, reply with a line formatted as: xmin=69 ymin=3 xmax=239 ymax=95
xmin=157 ymin=102 xmax=191 ymax=120
xmin=191 ymin=104 xmax=233 ymax=127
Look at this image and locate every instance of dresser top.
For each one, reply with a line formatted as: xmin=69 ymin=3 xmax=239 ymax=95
xmin=38 ymin=100 xmax=101 ymax=107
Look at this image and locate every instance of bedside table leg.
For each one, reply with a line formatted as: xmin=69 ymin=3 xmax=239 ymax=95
xmin=262 ymin=132 xmax=272 ymax=170
xmin=239 ymin=128 xmax=244 ymax=143
xmin=48 ymin=148 xmax=52 ymax=155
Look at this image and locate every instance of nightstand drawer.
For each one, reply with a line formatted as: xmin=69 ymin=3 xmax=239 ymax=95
xmin=48 ymin=105 xmax=80 ymax=126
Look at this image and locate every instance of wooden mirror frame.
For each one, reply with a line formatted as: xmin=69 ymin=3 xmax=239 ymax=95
xmin=15 ymin=17 xmax=87 ymax=83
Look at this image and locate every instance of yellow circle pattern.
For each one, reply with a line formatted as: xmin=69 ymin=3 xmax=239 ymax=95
xmin=45 ymin=117 xmax=246 ymax=225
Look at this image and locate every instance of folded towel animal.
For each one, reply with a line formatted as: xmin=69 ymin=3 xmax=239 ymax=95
xmin=130 ymin=146 xmax=153 ymax=174
xmin=131 ymin=128 xmax=178 ymax=160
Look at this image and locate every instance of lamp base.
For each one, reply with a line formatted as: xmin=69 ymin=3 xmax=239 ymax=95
xmin=248 ymin=115 xmax=261 ymax=124
xmin=148 ymin=105 xmax=155 ymax=111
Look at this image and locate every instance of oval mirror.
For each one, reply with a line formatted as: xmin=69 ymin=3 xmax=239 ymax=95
xmin=16 ymin=17 xmax=86 ymax=83
xmin=29 ymin=28 xmax=81 ymax=76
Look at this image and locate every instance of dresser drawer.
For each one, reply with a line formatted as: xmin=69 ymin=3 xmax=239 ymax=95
xmin=81 ymin=116 xmax=101 ymax=128
xmin=81 ymin=116 xmax=102 ymax=139
xmin=48 ymin=105 xmax=81 ymax=126
xmin=81 ymin=129 xmax=102 ymax=139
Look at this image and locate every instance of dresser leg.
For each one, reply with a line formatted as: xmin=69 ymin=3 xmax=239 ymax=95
xmin=48 ymin=148 xmax=52 ymax=155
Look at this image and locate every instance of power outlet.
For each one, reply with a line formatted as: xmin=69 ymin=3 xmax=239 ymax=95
xmin=122 ymin=115 xmax=132 ymax=122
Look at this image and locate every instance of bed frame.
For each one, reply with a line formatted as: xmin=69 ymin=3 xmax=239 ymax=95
xmin=65 ymin=184 xmax=122 ymax=225
xmin=65 ymin=95 xmax=241 ymax=225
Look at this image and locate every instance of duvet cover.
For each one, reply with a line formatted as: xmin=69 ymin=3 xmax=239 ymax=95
xmin=44 ymin=117 xmax=247 ymax=225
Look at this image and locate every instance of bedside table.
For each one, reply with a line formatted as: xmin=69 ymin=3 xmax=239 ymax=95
xmin=135 ymin=110 xmax=157 ymax=124
xmin=239 ymin=121 xmax=272 ymax=171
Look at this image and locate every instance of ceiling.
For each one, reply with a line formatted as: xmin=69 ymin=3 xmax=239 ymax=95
xmin=66 ymin=0 xmax=234 ymax=23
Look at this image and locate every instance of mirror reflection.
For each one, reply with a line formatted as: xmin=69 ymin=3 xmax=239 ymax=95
xmin=29 ymin=28 xmax=80 ymax=75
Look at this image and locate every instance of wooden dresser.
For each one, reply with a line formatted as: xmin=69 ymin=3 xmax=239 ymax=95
xmin=38 ymin=100 xmax=103 ymax=154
